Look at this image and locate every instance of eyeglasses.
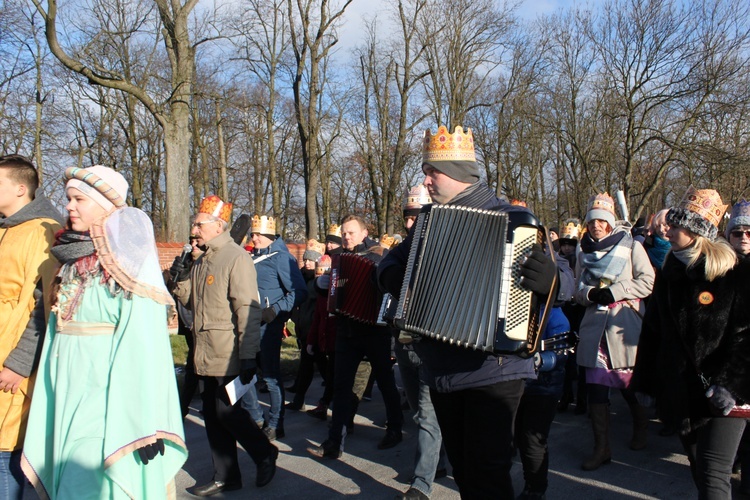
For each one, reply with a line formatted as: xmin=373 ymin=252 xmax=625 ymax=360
xmin=730 ymin=230 xmax=750 ymax=238
xmin=191 ymin=219 xmax=217 ymax=228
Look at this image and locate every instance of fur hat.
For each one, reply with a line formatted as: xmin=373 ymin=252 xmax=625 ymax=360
xmin=65 ymin=166 xmax=128 ymax=211
xmin=422 ymin=126 xmax=481 ymax=183
xmin=584 ymin=193 xmax=616 ymax=229
xmin=303 ymin=238 xmax=325 ymax=261
xmin=199 ymin=195 xmax=233 ymax=223
xmin=727 ymin=199 xmax=750 ymax=236
xmin=666 ymin=186 xmax=727 ymax=241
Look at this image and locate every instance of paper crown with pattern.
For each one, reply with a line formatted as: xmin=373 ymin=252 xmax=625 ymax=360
xmin=667 ymin=186 xmax=727 ymax=241
xmin=560 ymin=218 xmax=582 ymax=241
xmin=422 ymin=126 xmax=476 ymax=163
xmin=728 ymin=199 xmax=750 ymax=234
xmin=199 ymin=195 xmax=232 ymax=222
xmin=315 ymin=255 xmax=332 ymax=276
xmin=251 ymin=215 xmax=276 ymax=235
xmin=403 ymin=185 xmax=432 ymax=211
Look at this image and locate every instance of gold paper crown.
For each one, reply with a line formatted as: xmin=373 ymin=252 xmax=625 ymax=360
xmin=199 ymin=195 xmax=233 ymax=222
xmin=560 ymin=218 xmax=582 ymax=240
xmin=379 ymin=234 xmax=396 ymax=249
xmin=251 ymin=215 xmax=276 ymax=235
xmin=404 ymin=185 xmax=432 ymax=209
xmin=423 ymin=126 xmax=476 ymax=163
xmin=306 ymin=238 xmax=326 ymax=256
xmin=677 ymin=186 xmax=727 ymax=228
xmin=588 ymin=193 xmax=616 ymax=215
xmin=315 ymin=255 xmax=332 ymax=276
xmin=327 ymin=224 xmax=341 ymax=237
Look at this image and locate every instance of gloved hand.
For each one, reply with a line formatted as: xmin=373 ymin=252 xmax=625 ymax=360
xmin=239 ymin=359 xmax=257 ymax=385
xmin=588 ymin=287 xmax=616 ymax=306
xmin=169 ymin=256 xmax=191 ymax=282
xmin=706 ymin=384 xmax=736 ymax=416
xmin=306 ymin=344 xmax=315 ymax=356
xmin=519 ymin=244 xmax=556 ymax=295
xmin=137 ymin=438 xmax=165 ymax=464
xmin=316 ymin=274 xmax=331 ymax=290
xmin=261 ymin=307 xmax=277 ymax=324
xmin=635 ymin=391 xmax=655 ymax=408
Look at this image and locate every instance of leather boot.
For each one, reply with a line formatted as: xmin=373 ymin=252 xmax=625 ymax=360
xmin=628 ymin=402 xmax=649 ymax=450
xmin=581 ymin=403 xmax=611 ymax=471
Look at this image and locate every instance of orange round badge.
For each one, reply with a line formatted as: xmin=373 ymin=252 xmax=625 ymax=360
xmin=207 ymin=275 xmax=215 ymax=285
xmin=698 ymin=291 xmax=713 ymax=305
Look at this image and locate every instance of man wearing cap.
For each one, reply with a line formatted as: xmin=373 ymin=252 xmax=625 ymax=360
xmin=171 ymin=196 xmax=278 ymax=497
xmin=308 ymin=214 xmax=404 ymax=459
xmin=377 ymin=126 xmax=574 ymax=499
xmin=0 ymin=155 xmax=63 ymax=499
xmin=240 ymin=215 xmax=307 ymax=441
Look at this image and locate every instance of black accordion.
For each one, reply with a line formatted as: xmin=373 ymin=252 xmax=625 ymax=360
xmin=390 ymin=205 xmax=556 ymax=356
xmin=328 ymin=253 xmax=384 ymax=324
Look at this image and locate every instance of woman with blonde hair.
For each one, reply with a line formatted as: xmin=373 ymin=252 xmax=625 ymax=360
xmin=633 ymin=187 xmax=750 ymax=499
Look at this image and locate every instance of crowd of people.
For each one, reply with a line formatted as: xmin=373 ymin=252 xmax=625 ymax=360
xmin=0 ymin=122 xmax=748 ymax=500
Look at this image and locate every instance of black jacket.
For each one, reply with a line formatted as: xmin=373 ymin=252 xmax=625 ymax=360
xmin=633 ymin=253 xmax=750 ymax=434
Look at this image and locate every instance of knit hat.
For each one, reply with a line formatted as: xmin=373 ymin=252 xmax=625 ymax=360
xmin=584 ymin=193 xmax=617 ymax=229
xmin=250 ymin=215 xmax=276 ymax=239
xmin=560 ymin=218 xmax=582 ymax=242
xmin=315 ymin=254 xmax=332 ymax=276
xmin=325 ymin=224 xmax=342 ymax=245
xmin=65 ymin=166 xmax=128 ymax=211
xmin=403 ymin=185 xmax=432 ymax=217
xmin=199 ymin=195 xmax=233 ymax=223
xmin=303 ymin=238 xmax=325 ymax=261
xmin=666 ymin=186 xmax=727 ymax=241
xmin=727 ymin=199 xmax=750 ymax=236
xmin=422 ymin=126 xmax=481 ymax=184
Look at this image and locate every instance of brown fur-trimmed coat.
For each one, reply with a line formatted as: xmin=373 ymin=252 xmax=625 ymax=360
xmin=632 ymin=253 xmax=750 ymax=434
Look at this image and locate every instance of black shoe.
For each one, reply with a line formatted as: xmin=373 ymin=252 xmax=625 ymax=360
xmin=190 ymin=480 xmax=242 ymax=497
xmin=307 ymin=439 xmax=342 ymax=459
xmin=434 ymin=467 xmax=448 ymax=479
xmin=397 ymin=487 xmax=430 ymax=500
xmin=256 ymin=446 xmax=278 ymax=487
xmin=285 ymin=401 xmax=303 ymax=411
xmin=378 ymin=430 xmax=403 ymax=450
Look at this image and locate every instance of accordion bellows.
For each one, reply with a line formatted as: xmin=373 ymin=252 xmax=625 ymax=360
xmin=391 ymin=205 xmax=553 ymax=356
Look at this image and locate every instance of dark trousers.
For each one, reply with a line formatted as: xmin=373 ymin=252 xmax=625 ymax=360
xmin=292 ymin=348 xmax=328 ymax=406
xmin=516 ymin=393 xmax=559 ymax=494
xmin=430 ymin=379 xmax=525 ymax=500
xmin=328 ymin=333 xmax=403 ymax=444
xmin=200 ymin=375 xmax=275 ymax=483
xmin=679 ymin=416 xmax=746 ymax=500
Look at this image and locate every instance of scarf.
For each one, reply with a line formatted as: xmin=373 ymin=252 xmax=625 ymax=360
xmin=579 ymin=229 xmax=632 ymax=286
xmin=646 ymin=235 xmax=671 ymax=268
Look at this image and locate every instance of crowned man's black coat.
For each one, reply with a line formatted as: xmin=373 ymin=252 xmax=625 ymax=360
xmin=632 ymin=253 xmax=750 ymax=434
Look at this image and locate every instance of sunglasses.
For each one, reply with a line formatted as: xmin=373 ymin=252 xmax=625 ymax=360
xmin=730 ymin=230 xmax=750 ymax=238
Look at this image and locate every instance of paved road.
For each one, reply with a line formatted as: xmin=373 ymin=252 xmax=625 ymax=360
xmin=23 ymin=373 xmax=748 ymax=499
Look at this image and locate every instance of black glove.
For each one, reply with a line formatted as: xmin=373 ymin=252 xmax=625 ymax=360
xmin=588 ymin=287 xmax=616 ymax=306
xmin=261 ymin=307 xmax=277 ymax=324
xmin=519 ymin=244 xmax=556 ymax=295
xmin=137 ymin=438 xmax=165 ymax=464
xmin=239 ymin=359 xmax=257 ymax=385
xmin=169 ymin=256 xmax=191 ymax=282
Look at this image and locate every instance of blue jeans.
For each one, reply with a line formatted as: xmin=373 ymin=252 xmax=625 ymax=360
xmin=395 ymin=345 xmax=445 ymax=496
xmin=241 ymin=319 xmax=285 ymax=429
xmin=0 ymin=450 xmax=24 ymax=500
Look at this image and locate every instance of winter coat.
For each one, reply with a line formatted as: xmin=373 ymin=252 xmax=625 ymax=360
xmin=632 ymin=254 xmax=750 ymax=434
xmin=174 ymin=230 xmax=262 ymax=377
xmin=252 ymin=237 xmax=308 ymax=320
xmin=378 ymin=181 xmax=575 ymax=393
xmin=0 ymin=192 xmax=63 ymax=451
xmin=575 ymin=226 xmax=654 ymax=369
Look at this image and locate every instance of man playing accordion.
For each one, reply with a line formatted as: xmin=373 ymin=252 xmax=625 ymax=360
xmin=378 ymin=126 xmax=574 ymax=500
